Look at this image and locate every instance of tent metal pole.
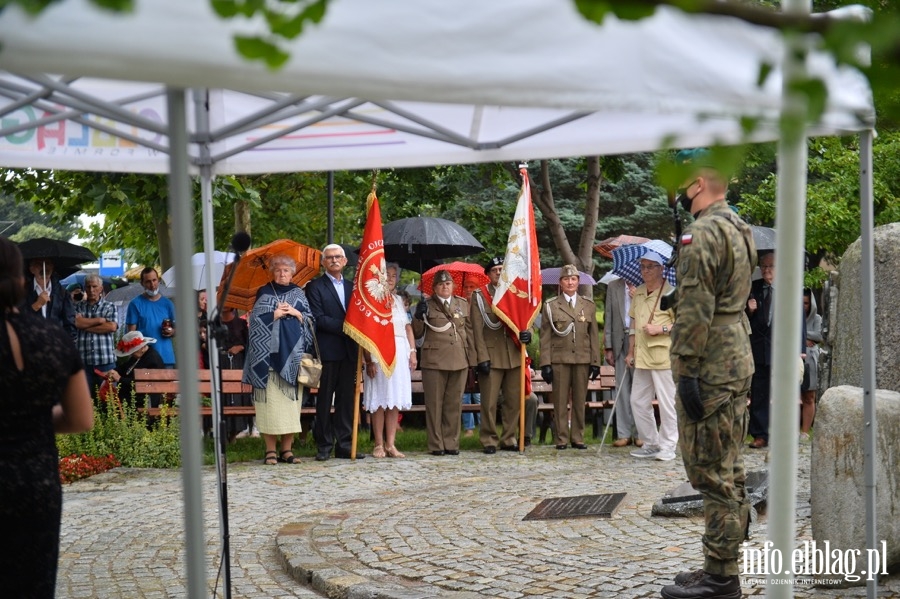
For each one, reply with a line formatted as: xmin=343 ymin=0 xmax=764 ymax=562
xmin=767 ymin=1 xmax=809 ymax=597
xmin=166 ymin=87 xmax=208 ymax=599
xmin=327 ymin=171 xmax=334 ymax=244
xmin=859 ymin=129 xmax=877 ymax=599
xmin=195 ymin=87 xmax=233 ymax=599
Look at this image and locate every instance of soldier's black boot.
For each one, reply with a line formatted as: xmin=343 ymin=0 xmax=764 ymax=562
xmin=660 ymin=570 xmax=741 ymax=599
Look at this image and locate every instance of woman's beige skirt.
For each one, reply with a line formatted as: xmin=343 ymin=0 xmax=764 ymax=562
xmin=252 ymin=371 xmax=303 ymax=435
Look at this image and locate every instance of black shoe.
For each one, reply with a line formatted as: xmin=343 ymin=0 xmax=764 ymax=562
xmin=483 ymin=446 xmax=496 ymax=454
xmin=660 ymin=571 xmax=741 ymax=599
xmin=555 ymin=444 xmax=567 ymax=450
xmin=315 ymin=452 xmax=330 ymax=462
xmin=571 ymin=443 xmax=588 ymax=450
xmin=673 ymin=569 xmax=704 ymax=585
xmin=431 ymin=450 xmax=445 ymax=456
xmin=335 ymin=452 xmax=365 ymax=459
xmin=500 ymin=445 xmax=518 ymax=452
xmin=524 ymin=437 xmax=532 ymax=447
xmin=445 ymin=449 xmax=460 ymax=455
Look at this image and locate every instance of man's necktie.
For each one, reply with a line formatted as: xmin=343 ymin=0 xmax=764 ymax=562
xmin=763 ymin=286 xmax=773 ymax=326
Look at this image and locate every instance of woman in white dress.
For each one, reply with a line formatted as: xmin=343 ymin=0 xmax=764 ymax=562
xmin=363 ymin=263 xmax=416 ymax=458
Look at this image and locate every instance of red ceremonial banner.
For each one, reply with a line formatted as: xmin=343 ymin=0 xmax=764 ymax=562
xmin=343 ymin=193 xmax=397 ymax=377
xmin=492 ymin=167 xmax=541 ymax=335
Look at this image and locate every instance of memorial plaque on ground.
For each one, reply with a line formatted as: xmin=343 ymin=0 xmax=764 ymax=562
xmin=523 ymin=492 xmax=626 ymax=521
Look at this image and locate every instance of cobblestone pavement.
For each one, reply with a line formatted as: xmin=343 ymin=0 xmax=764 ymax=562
xmin=57 ymin=441 xmax=899 ymax=598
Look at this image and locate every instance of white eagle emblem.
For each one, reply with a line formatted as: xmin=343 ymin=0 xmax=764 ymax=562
xmin=364 ymin=258 xmax=390 ymax=304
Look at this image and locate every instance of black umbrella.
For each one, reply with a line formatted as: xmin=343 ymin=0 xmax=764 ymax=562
xmin=17 ymin=237 xmax=96 ymax=278
xmin=751 ymin=226 xmax=776 ymax=253
xmin=382 ymin=217 xmax=483 ymax=272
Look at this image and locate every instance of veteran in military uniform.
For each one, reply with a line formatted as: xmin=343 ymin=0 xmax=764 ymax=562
xmin=662 ymin=149 xmax=756 ymax=599
xmin=471 ymin=256 xmax=533 ymax=453
xmin=539 ymin=264 xmax=602 ymax=450
xmin=412 ymin=269 xmax=476 ymax=456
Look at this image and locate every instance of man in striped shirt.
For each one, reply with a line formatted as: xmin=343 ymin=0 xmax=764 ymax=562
xmin=74 ymin=274 xmax=118 ymax=399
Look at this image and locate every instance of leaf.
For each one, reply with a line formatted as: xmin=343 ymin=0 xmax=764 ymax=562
xmin=210 ymin=0 xmax=239 ymax=18
xmin=233 ymin=35 xmax=290 ymax=68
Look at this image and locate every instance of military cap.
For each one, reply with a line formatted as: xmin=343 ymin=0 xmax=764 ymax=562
xmin=484 ymin=255 xmax=504 ymax=274
xmin=432 ymin=269 xmax=453 ymax=289
xmin=559 ymin=264 xmax=579 ymax=280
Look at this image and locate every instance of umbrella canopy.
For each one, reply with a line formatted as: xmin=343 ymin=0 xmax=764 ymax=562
xmin=593 ymin=235 xmax=651 ymax=259
xmin=540 ymin=267 xmax=597 ymax=286
xmin=383 ymin=218 xmax=484 ymax=270
xmin=17 ymin=237 xmax=96 ymax=279
xmin=218 ymin=239 xmax=321 ymax=311
xmin=418 ymin=261 xmax=488 ymax=298
xmin=59 ymin=272 xmax=131 ymax=295
xmin=161 ymin=251 xmax=235 ymax=290
xmin=751 ymin=226 xmax=776 ymax=253
xmin=105 ymin=281 xmax=176 ymax=304
xmin=612 ymin=240 xmax=677 ymax=288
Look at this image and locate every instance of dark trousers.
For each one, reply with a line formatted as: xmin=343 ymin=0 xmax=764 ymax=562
xmin=314 ymin=359 xmax=357 ymax=455
xmin=748 ymin=364 xmax=771 ymax=441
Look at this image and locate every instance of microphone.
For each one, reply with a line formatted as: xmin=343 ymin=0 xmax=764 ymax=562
xmin=231 ymin=231 xmax=251 ymax=255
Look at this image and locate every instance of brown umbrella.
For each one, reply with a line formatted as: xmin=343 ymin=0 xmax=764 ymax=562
xmin=593 ymin=234 xmax=650 ymax=259
xmin=218 ymin=239 xmax=321 ymax=311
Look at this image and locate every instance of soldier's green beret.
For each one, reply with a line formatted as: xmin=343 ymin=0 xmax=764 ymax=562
xmin=674 ymin=148 xmax=713 ymax=168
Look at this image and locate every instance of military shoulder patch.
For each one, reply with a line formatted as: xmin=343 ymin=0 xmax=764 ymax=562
xmin=681 ymin=234 xmax=693 ymax=245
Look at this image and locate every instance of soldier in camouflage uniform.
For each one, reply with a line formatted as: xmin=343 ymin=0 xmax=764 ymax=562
xmin=661 ymin=149 xmax=756 ymax=599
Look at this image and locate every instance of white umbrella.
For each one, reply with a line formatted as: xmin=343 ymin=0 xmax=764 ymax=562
xmin=161 ymin=251 xmax=234 ymax=290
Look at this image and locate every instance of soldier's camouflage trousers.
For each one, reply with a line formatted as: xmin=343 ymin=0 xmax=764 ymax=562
xmin=676 ymin=376 xmax=752 ymax=576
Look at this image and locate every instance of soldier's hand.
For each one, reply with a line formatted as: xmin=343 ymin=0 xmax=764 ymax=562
xmin=540 ymin=365 xmax=553 ymax=385
xmin=414 ymin=301 xmax=428 ymax=320
xmin=476 ymin=361 xmax=491 ymax=375
xmin=519 ymin=331 xmax=532 ymax=344
xmin=589 ymin=365 xmax=600 ymax=380
xmin=679 ymin=376 xmax=704 ymax=422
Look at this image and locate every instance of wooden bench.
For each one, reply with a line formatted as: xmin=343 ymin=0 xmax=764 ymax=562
xmin=133 ymin=365 xmax=619 ymax=437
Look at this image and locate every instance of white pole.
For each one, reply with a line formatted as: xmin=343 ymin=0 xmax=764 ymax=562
xmin=166 ymin=87 xmax=207 ymax=599
xmin=767 ymin=1 xmax=809 ymax=597
xmin=859 ymin=129 xmax=878 ymax=599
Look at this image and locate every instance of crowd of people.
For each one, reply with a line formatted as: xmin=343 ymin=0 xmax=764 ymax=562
xmin=1 ymin=150 xmax=828 ymax=597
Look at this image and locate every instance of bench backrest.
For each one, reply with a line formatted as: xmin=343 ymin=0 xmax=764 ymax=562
xmin=133 ymin=369 xmax=251 ymax=395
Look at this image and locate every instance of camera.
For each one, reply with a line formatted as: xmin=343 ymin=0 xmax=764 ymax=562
xmin=659 ymin=288 xmax=677 ymax=312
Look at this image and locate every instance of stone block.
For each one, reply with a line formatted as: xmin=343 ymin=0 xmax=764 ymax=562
xmin=832 ymin=222 xmax=900 ymax=393
xmin=810 ymin=385 xmax=900 ymax=586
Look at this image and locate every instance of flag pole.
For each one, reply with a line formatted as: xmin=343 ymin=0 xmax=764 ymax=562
xmin=518 ymin=342 xmax=526 ymax=452
xmin=351 ymin=346 xmax=363 ymax=460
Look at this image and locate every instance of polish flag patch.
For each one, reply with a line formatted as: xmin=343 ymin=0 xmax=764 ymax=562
xmin=681 ymin=234 xmax=693 ymax=245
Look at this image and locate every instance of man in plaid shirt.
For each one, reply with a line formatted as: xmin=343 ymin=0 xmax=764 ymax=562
xmin=74 ymin=274 xmax=118 ymax=399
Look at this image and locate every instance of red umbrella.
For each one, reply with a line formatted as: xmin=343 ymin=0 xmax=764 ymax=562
xmin=418 ymin=261 xmax=488 ymax=298
xmin=593 ymin=234 xmax=650 ymax=259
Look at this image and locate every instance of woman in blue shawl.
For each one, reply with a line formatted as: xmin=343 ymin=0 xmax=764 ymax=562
xmin=244 ymin=254 xmax=314 ymax=465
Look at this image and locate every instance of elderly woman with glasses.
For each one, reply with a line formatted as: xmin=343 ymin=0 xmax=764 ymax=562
xmin=625 ymin=251 xmax=678 ymax=461
xmin=243 ymin=254 xmax=314 ymax=465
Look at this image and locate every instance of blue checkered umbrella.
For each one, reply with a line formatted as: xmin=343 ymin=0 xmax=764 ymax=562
xmin=611 ymin=240 xmax=677 ymax=287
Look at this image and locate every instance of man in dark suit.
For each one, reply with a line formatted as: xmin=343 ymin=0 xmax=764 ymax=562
xmin=306 ymin=244 xmax=364 ymax=461
xmin=746 ymin=250 xmax=806 ymax=449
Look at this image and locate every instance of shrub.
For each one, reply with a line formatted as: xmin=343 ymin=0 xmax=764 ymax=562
xmin=59 ymin=453 xmax=120 ymax=484
xmin=56 ymin=392 xmax=182 ymax=469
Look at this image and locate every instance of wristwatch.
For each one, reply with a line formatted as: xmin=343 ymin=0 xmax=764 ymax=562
xmin=662 ymin=325 xmax=669 ymax=334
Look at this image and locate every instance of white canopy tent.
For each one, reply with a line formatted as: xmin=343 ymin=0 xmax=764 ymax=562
xmin=0 ymin=1 xmax=878 ymax=598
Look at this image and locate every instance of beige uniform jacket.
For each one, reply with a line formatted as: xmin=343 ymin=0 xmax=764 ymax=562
xmin=412 ymin=295 xmax=475 ymax=371
xmin=539 ymin=295 xmax=601 ymax=367
xmin=470 ymin=286 xmax=519 ymax=369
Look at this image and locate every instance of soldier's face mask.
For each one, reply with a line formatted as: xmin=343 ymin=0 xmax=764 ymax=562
xmin=675 ymin=179 xmax=700 ymax=214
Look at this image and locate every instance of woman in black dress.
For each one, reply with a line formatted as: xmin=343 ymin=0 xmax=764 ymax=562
xmin=0 ymin=236 xmax=94 ymax=598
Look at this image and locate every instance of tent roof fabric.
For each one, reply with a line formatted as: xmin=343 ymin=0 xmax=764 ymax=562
xmin=0 ymin=0 xmax=874 ymax=174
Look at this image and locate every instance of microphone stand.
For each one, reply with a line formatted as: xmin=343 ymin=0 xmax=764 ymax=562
xmin=207 ymin=246 xmax=245 ymax=599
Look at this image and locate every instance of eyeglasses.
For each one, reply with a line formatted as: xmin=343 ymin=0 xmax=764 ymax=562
xmin=759 ymin=264 xmax=775 ymax=271
xmin=639 ymin=263 xmax=662 ymax=271
xmin=324 ymin=255 xmax=345 ymax=261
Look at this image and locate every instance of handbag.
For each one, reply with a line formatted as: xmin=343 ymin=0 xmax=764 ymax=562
xmin=297 ymin=320 xmax=323 ymax=388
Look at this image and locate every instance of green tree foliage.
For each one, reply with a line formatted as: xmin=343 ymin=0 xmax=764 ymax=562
xmin=0 ymin=192 xmax=77 ymax=240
